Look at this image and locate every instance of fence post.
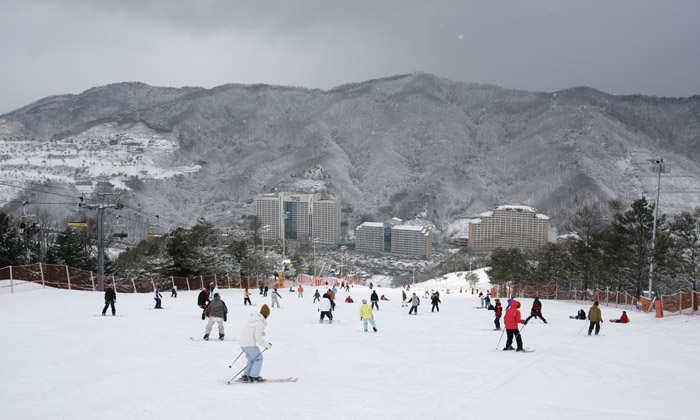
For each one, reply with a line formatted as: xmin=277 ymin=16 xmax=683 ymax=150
xmin=227 ymin=273 xmax=231 ymax=289
xmin=90 ymin=272 xmax=95 ymax=291
xmin=65 ymin=265 xmax=71 ymax=290
xmin=171 ymin=276 xmax=175 ymax=292
xmin=39 ymin=263 xmax=45 ymax=288
xmin=214 ymin=274 xmax=218 ymax=288
xmin=112 ymin=276 xmax=115 ymax=289
xmin=9 ymin=265 xmax=13 ymax=294
xmin=186 ymin=277 xmax=191 ymax=291
xmin=131 ymin=278 xmax=136 ymax=293
xmin=200 ymin=276 xmax=204 ymax=289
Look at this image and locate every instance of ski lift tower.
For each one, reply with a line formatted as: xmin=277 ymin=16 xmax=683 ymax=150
xmin=648 ymin=158 xmax=671 ymax=299
xmin=79 ymin=192 xmax=123 ymax=291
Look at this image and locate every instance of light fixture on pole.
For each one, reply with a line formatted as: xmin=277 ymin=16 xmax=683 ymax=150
xmin=312 ymin=237 xmax=320 ymax=284
xmin=282 ymin=212 xmax=289 ymax=259
xmin=648 ymin=158 xmax=671 ymax=299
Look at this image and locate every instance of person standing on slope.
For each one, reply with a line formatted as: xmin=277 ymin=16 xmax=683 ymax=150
xmin=297 ymin=285 xmax=304 ymax=298
xmin=588 ymin=301 xmax=602 ymax=335
xmin=102 ymin=284 xmax=116 ymax=316
xmin=198 ymin=288 xmax=210 ymax=309
xmin=202 ymin=293 xmax=228 ymax=341
xmin=154 ymin=284 xmax=163 ymax=309
xmin=171 ymin=284 xmax=177 ymax=298
xmin=525 ymin=297 xmax=548 ymax=324
xmin=431 ymin=291 xmax=441 ymax=312
xmin=408 ymin=293 xmax=420 ymax=315
xmin=370 ymin=290 xmax=379 ymax=310
xmin=244 ymin=288 xmax=252 ymax=306
xmin=493 ymin=298 xmax=502 ymax=330
xmin=359 ymin=299 xmax=377 ymax=332
xmin=271 ymin=288 xmax=282 ymax=308
xmin=313 ymin=289 xmax=321 ymax=303
xmin=239 ymin=304 xmax=272 ymax=382
xmin=402 ymin=290 xmax=407 ymax=307
xmin=319 ymin=292 xmax=334 ymax=324
xmin=503 ymin=300 xmax=527 ymax=351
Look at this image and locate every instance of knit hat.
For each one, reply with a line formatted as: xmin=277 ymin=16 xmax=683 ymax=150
xmin=362 ymin=299 xmax=367 ymax=304
xmin=260 ymin=304 xmax=270 ymax=318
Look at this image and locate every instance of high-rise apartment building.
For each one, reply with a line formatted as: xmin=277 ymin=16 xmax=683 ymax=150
xmin=255 ymin=192 xmax=341 ymax=247
xmin=467 ymin=204 xmax=549 ymax=254
xmin=356 ymin=217 xmax=432 ymax=259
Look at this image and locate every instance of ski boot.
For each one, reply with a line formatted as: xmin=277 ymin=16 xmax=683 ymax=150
xmin=373 ymin=327 xmax=377 ymax=332
xmin=219 ymin=334 xmax=225 ymax=341
xmin=252 ymin=376 xmax=266 ymax=382
xmin=203 ymin=334 xmax=209 ymax=341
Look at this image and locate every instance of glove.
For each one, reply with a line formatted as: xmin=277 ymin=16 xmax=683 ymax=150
xmin=201 ymin=314 xmax=205 ymax=320
xmin=268 ymin=343 xmax=272 ymax=348
xmin=224 ymin=315 xmax=227 ymax=322
xmin=523 ymin=320 xmax=528 ymax=325
xmin=360 ymin=317 xmax=363 ymax=321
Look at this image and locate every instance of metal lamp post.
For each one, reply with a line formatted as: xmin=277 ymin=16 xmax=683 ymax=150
xmin=259 ymin=225 xmax=270 ymax=255
xmin=282 ymin=212 xmax=289 ymax=259
xmin=648 ymin=158 xmax=671 ymax=299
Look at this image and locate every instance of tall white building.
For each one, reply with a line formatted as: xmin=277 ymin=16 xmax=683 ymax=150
xmin=467 ymin=204 xmax=549 ymax=254
xmin=355 ymin=218 xmax=432 ymax=259
xmin=255 ymin=192 xmax=341 ymax=247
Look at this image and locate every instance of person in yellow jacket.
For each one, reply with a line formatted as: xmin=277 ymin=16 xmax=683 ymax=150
xmin=588 ymin=301 xmax=602 ymax=335
xmin=359 ymin=299 xmax=378 ymax=332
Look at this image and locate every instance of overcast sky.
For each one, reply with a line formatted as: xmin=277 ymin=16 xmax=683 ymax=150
xmin=2 ymin=0 xmax=699 ymax=114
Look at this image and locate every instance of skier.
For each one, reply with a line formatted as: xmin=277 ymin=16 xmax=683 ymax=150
xmin=202 ymin=293 xmax=228 ymax=340
xmin=208 ymin=282 xmax=215 ymax=299
xmin=570 ymin=309 xmax=586 ymax=320
xmin=503 ymin=299 xmax=527 ymax=351
xmin=431 ymin=292 xmax=441 ymax=312
xmin=263 ymin=285 xmax=269 ymax=297
xmin=171 ymin=285 xmax=177 ymax=298
xmin=493 ymin=298 xmax=502 ymax=330
xmin=313 ymin=289 xmax=321 ymax=303
xmin=298 ymin=285 xmax=304 ymax=298
xmin=271 ymin=288 xmax=282 ymax=308
xmin=332 ymin=286 xmax=337 ymax=298
xmin=259 ymin=284 xmax=264 ymax=295
xmin=611 ymin=311 xmax=629 ymax=323
xmin=408 ymin=293 xmax=420 ymax=315
xmin=244 ymin=288 xmax=252 ymax=306
xmin=359 ymin=299 xmax=377 ymax=332
xmin=197 ymin=288 xmax=210 ymax=309
xmin=102 ymin=284 xmax=116 ymax=316
xmin=154 ymin=284 xmax=163 ymax=309
xmin=319 ymin=292 xmax=334 ymax=324
xmin=588 ymin=301 xmax=602 ymax=335
xmin=239 ymin=304 xmax=272 ymax=382
xmin=525 ymin=297 xmax=547 ymax=324
xmin=402 ymin=290 xmax=407 ymax=307
xmin=370 ymin=290 xmax=379 ymax=310
xmin=345 ymin=284 xmax=350 ymax=292
xmin=484 ymin=294 xmax=491 ymax=310
xmin=479 ymin=291 xmax=484 ymax=308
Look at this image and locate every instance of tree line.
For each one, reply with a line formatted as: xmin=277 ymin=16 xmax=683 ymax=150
xmin=486 ymin=197 xmax=700 ymax=298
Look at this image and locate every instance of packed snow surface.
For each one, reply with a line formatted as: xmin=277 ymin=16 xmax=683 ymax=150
xmin=1 ymin=281 xmax=697 ymax=420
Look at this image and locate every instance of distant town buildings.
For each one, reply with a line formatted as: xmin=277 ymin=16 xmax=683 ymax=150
xmin=467 ymin=205 xmax=549 ymax=254
xmin=356 ymin=217 xmax=432 ymax=259
xmin=255 ymin=192 xmax=341 ymax=247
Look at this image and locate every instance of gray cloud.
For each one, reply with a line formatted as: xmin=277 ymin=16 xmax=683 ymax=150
xmin=2 ymin=0 xmax=700 ymax=113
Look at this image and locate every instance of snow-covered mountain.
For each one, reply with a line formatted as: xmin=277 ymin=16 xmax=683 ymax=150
xmin=1 ymin=73 xmax=699 ymax=242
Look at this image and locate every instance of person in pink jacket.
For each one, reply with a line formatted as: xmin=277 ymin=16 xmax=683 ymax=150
xmin=503 ymin=300 xmax=527 ymax=351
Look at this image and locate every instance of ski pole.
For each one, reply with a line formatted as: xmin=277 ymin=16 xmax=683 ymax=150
xmin=227 ymin=348 xmax=267 ymax=384
xmin=228 ymin=351 xmax=244 ymax=368
xmin=495 ymin=326 xmax=506 ymax=350
xmin=578 ymin=320 xmax=589 ymax=335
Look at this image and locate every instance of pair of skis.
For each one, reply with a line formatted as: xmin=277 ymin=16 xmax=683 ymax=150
xmin=225 ymin=348 xmax=298 ymax=384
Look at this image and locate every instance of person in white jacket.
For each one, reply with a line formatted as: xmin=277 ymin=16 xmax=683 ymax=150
xmin=318 ymin=293 xmax=334 ymax=324
xmin=239 ymin=304 xmax=272 ymax=382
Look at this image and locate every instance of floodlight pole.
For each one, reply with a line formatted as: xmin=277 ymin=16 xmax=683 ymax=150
xmin=648 ymin=159 xmax=670 ymax=300
xmin=80 ymin=193 xmax=123 ymax=291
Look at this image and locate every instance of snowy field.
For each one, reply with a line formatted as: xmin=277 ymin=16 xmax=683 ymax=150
xmin=1 ymin=281 xmax=698 ymax=420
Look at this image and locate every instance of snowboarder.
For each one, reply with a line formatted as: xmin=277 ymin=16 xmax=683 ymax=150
xmin=313 ymin=289 xmax=321 ymax=303
xmin=525 ymin=297 xmax=547 ymax=324
xmin=493 ymin=298 xmax=502 ymax=330
xmin=359 ymin=299 xmax=377 ymax=332
xmin=345 ymin=296 xmax=354 ymax=303
xmin=570 ymin=309 xmax=586 ymax=320
xmin=197 ymin=288 xmax=210 ymax=309
xmin=102 ymin=284 xmax=116 ymax=316
xmin=588 ymin=301 xmax=602 ymax=335
xmin=408 ymin=293 xmax=420 ymax=315
xmin=171 ymin=285 xmax=177 ymax=298
xmin=402 ymin=290 xmax=407 ymax=307
xmin=154 ymin=284 xmax=163 ymax=309
xmin=503 ymin=299 xmax=527 ymax=351
xmin=202 ymin=293 xmax=228 ymax=340
xmin=431 ymin=292 xmax=441 ymax=312
xmin=319 ymin=292 xmax=334 ymax=323
xmin=239 ymin=304 xmax=272 ymax=382
xmin=244 ymin=288 xmax=252 ymax=306
xmin=271 ymin=288 xmax=282 ymax=308
xmin=298 ymin=285 xmax=304 ymax=298
xmin=370 ymin=290 xmax=379 ymax=310
xmin=611 ymin=311 xmax=629 ymax=323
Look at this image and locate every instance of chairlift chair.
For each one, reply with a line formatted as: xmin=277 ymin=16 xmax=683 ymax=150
xmin=147 ymin=215 xmax=164 ymax=238
xmin=113 ymin=215 xmax=129 ymax=239
xmin=20 ymin=201 xmax=42 ymax=234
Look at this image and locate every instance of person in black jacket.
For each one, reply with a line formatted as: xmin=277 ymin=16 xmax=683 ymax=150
xmin=431 ymin=292 xmax=441 ymax=312
xmin=370 ymin=290 xmax=379 ymax=310
xmin=197 ymin=288 xmax=210 ymax=309
xmin=525 ymin=297 xmax=547 ymax=324
xmin=102 ymin=285 xmax=116 ymax=316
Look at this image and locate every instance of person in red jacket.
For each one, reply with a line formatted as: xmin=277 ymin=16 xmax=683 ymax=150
xmin=503 ymin=300 xmax=527 ymax=351
xmin=493 ymin=298 xmax=503 ymax=330
xmin=611 ymin=311 xmax=629 ymax=323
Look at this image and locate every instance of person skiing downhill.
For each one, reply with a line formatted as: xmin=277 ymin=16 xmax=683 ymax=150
xmin=588 ymin=301 xmax=602 ymax=335
xmin=202 ymin=293 xmax=228 ymax=341
xmin=244 ymin=288 xmax=252 ymax=306
xmin=493 ymin=298 xmax=502 ymax=330
xmin=319 ymin=292 xmax=334 ymax=323
xmin=102 ymin=285 xmax=116 ymax=316
xmin=370 ymin=290 xmax=379 ymax=310
xmin=431 ymin=292 xmax=441 ymax=312
xmin=271 ymin=288 xmax=282 ymax=308
xmin=154 ymin=284 xmax=163 ymax=309
xmin=503 ymin=299 xmax=527 ymax=351
xmin=408 ymin=293 xmax=420 ymax=315
xmin=239 ymin=304 xmax=272 ymax=382
xmin=525 ymin=297 xmax=548 ymax=324
xmin=359 ymin=299 xmax=377 ymax=332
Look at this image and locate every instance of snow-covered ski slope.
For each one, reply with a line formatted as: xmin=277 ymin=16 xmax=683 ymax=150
xmin=0 ymin=282 xmax=697 ymax=420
